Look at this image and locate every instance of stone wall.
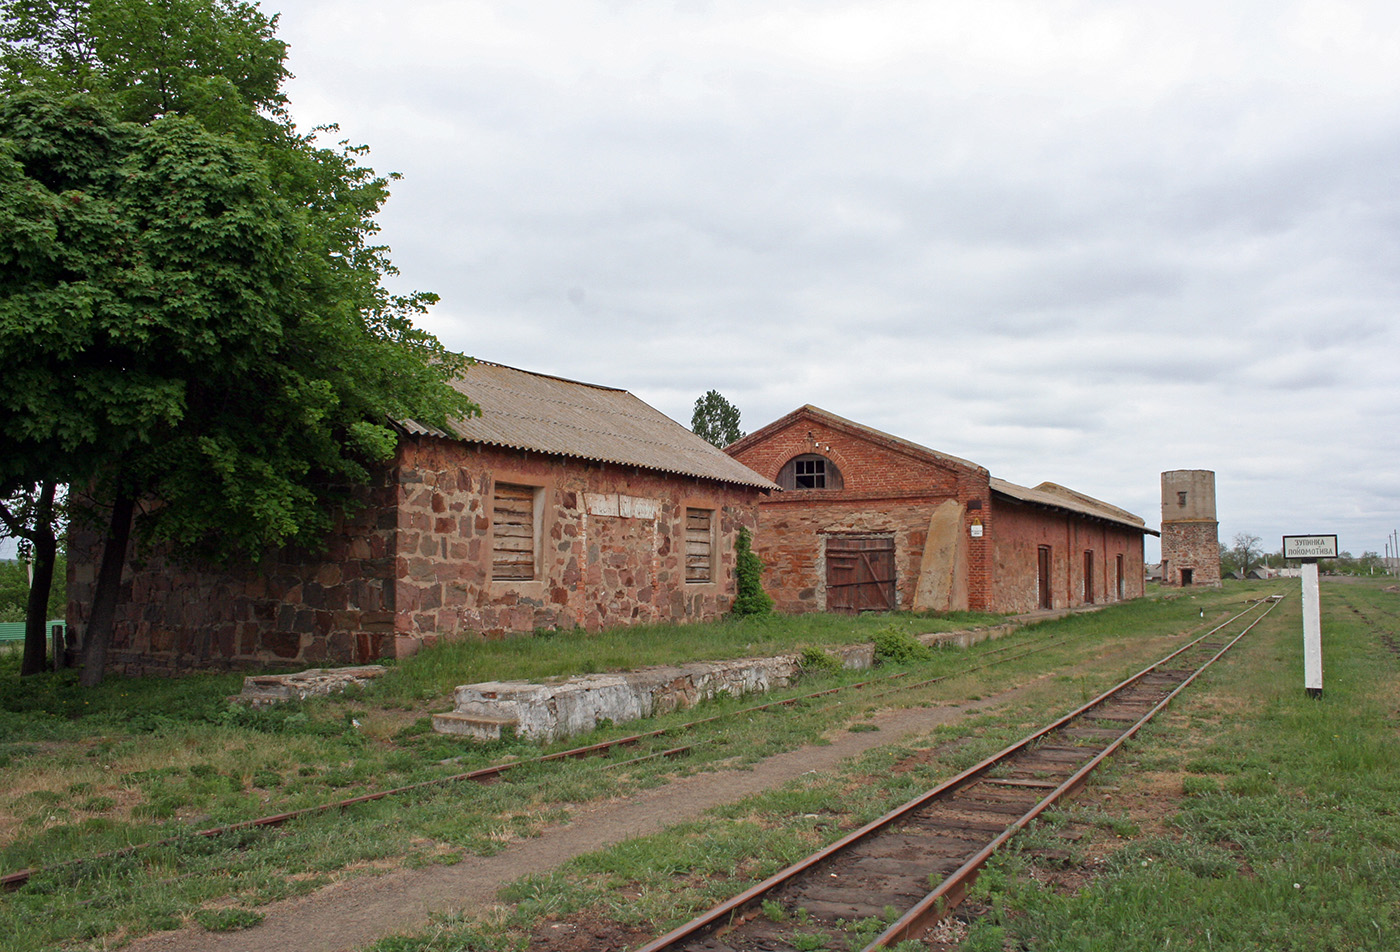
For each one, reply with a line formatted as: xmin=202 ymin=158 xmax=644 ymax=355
xmin=66 ymin=473 xmax=399 ymax=676
xmin=391 ymin=435 xmax=762 ymax=654
xmin=1161 ymin=520 xmax=1222 ymax=588
xmin=67 ymin=436 xmax=764 ymax=676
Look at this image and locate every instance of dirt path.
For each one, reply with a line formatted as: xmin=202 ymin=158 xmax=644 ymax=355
xmin=123 ymin=686 xmax=1037 ymax=952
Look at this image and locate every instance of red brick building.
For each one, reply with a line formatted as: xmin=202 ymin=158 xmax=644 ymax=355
xmin=725 ymin=406 xmax=1154 ymax=615
xmin=67 ymin=363 xmax=776 ymax=675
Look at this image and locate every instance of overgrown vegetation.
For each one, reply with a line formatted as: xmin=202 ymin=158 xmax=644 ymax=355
xmin=730 ymin=526 xmax=774 ymax=616
xmin=0 ymin=557 xmax=65 ymax=623
xmin=3 ymin=583 xmax=1335 ymax=950
xmin=957 ymin=579 xmax=1400 ymax=951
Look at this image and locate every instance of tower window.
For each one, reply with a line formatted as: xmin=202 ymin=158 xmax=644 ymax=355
xmin=1177 ymin=491 xmax=1188 ymax=506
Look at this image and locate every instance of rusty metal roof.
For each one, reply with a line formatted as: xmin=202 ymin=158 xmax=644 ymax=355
xmin=991 ymin=478 xmax=1158 ymax=535
xmin=398 ymin=362 xmax=777 ymax=491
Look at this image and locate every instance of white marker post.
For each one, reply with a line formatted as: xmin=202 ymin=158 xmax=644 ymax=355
xmin=1283 ymin=534 xmax=1338 ymax=699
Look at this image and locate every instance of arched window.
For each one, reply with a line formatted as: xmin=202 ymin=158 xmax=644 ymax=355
xmin=777 ymin=454 xmax=844 ymax=491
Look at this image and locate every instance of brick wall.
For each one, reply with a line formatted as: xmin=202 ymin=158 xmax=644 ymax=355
xmin=989 ymin=496 xmax=1146 ymax=613
xmin=728 ymin=414 xmax=992 ymax=613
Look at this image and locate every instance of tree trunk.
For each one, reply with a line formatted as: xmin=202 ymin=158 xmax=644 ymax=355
xmin=20 ymin=482 xmax=58 ymax=676
xmin=80 ymin=491 xmax=135 ymax=687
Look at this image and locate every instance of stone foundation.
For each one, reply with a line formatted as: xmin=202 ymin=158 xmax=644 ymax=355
xmin=231 ymin=665 xmax=386 ymax=707
xmin=434 ymin=624 xmax=1018 ymax=742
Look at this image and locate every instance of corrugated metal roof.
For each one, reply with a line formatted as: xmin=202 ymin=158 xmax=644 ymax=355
xmin=991 ymin=478 xmax=1158 ymax=535
xmin=399 ymin=362 xmax=778 ymax=491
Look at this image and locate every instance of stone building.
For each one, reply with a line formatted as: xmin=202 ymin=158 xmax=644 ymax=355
xmin=67 ymin=362 xmax=776 ymax=675
xmin=1159 ymin=469 xmax=1221 ymax=587
xmin=725 ymin=406 xmax=1155 ymax=615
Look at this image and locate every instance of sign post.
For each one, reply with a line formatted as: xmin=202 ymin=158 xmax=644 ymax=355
xmin=1283 ymin=534 xmax=1338 ymax=699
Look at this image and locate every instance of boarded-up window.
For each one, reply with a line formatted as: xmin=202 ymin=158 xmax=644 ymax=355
xmin=685 ymin=508 xmax=713 ymax=583
xmin=492 ymin=484 xmax=537 ymax=580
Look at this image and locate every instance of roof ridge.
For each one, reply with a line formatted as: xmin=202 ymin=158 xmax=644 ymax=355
xmin=468 ymin=359 xmax=628 ymax=394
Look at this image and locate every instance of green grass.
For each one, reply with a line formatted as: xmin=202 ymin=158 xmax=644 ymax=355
xmin=0 ymin=585 xmax=1280 ymax=950
xmin=368 ymin=609 xmax=1004 ymax=703
xmin=959 ymin=579 xmax=1400 ymax=951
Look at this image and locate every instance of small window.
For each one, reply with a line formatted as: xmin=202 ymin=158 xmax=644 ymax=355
xmin=777 ymin=454 xmax=844 ymax=491
xmin=492 ymin=484 xmax=537 ymax=580
xmin=685 ymin=508 xmax=713 ymax=583
xmin=1177 ymin=491 xmax=1188 ymax=506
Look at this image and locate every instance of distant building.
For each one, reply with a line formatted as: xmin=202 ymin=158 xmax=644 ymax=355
xmin=726 ymin=406 xmax=1156 ymax=615
xmin=1159 ymin=470 xmax=1221 ymax=587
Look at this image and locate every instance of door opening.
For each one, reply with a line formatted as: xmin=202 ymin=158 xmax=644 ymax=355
xmin=1037 ymin=546 xmax=1052 ymax=610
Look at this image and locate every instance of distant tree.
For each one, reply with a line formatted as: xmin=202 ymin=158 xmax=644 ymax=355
xmin=1231 ymin=533 xmax=1264 ymax=579
xmin=0 ymin=481 xmax=64 ymax=673
xmin=691 ymin=390 xmax=744 ymax=448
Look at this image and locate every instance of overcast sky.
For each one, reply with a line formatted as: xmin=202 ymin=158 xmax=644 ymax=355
xmin=11 ymin=0 xmax=1391 ymax=568
xmin=261 ymin=0 xmax=1400 ymax=562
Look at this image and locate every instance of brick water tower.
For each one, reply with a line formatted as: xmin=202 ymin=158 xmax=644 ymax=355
xmin=1160 ymin=470 xmax=1221 ymax=587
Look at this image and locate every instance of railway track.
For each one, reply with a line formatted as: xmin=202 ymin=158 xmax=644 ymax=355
xmin=2 ymin=630 xmax=1062 ymax=894
xmin=638 ymin=596 xmax=1284 ymax=952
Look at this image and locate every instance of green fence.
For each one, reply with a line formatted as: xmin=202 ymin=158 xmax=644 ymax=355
xmin=0 ymin=621 xmax=65 ymax=643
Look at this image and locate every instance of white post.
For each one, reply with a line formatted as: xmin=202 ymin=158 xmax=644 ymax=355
xmin=1301 ymin=560 xmax=1323 ymax=698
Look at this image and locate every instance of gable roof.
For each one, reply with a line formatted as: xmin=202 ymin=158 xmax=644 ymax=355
xmin=399 ymin=362 xmax=778 ymax=491
xmin=727 ymin=405 xmax=988 ymax=477
xmin=991 ymin=478 xmax=1158 ymax=535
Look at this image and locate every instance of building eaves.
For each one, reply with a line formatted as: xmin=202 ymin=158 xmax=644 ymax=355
xmin=991 ymin=477 xmax=1159 ymax=536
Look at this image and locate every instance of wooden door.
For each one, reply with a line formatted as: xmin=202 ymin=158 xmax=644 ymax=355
xmin=825 ymin=536 xmax=896 ymax=612
xmin=1037 ymin=545 xmax=1052 ymax=609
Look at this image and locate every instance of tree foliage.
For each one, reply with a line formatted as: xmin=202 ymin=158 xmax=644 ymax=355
xmin=1226 ymin=529 xmax=1271 ymax=579
xmin=0 ymin=1 xmax=476 ymax=682
xmin=691 ymin=389 xmax=744 ymax=448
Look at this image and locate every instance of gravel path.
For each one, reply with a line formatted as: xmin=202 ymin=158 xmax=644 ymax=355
xmin=122 ymin=687 xmax=1034 ymax=952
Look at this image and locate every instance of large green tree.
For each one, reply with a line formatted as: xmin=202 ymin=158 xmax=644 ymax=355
xmin=1 ymin=2 xmax=476 ymax=684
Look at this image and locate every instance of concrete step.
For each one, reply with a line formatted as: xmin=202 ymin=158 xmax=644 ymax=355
xmin=431 ymin=712 xmax=519 ymax=741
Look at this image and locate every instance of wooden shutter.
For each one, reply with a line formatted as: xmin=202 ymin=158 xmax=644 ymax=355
xmin=493 ymin=484 xmax=536 ymax=580
xmin=685 ymin=508 xmax=713 ymax=583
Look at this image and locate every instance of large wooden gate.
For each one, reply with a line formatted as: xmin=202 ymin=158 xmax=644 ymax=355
xmin=825 ymin=535 xmax=896 ymax=613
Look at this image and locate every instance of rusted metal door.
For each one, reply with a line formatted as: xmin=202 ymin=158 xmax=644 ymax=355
xmin=825 ymin=536 xmax=896 ymax=612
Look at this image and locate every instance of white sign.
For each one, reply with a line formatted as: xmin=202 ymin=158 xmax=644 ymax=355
xmin=1282 ymin=534 xmax=1338 ymax=560
xmin=583 ymin=493 xmax=660 ymax=520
